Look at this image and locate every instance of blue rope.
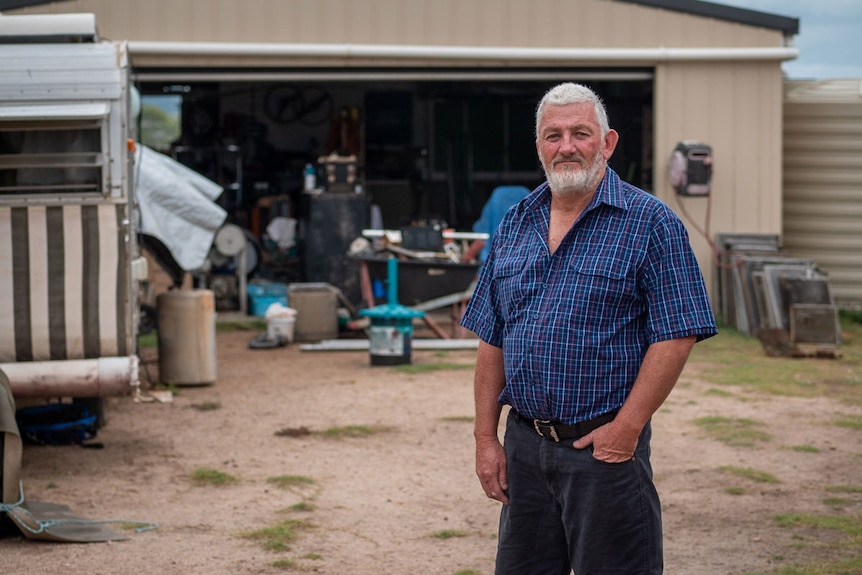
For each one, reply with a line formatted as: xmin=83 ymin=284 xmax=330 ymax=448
xmin=0 ymin=482 xmax=159 ymax=535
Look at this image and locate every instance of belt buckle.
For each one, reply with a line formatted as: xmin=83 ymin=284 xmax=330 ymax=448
xmin=533 ymin=419 xmax=560 ymax=442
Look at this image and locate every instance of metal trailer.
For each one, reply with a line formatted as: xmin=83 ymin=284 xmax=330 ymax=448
xmin=0 ymin=14 xmax=144 ymax=404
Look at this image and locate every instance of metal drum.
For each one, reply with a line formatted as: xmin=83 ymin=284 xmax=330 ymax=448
xmin=156 ymin=290 xmax=217 ymax=385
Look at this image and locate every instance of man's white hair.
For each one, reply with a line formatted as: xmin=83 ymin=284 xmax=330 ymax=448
xmin=535 ymin=83 xmax=610 ymax=138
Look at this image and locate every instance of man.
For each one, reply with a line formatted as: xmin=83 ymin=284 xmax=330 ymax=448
xmin=460 ymin=82 xmax=717 ymax=574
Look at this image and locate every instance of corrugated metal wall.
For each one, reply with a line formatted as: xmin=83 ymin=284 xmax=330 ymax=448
xmin=783 ymin=80 xmax=862 ymax=307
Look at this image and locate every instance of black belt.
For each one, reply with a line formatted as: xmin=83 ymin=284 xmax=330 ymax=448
xmin=513 ymin=409 xmax=618 ymax=442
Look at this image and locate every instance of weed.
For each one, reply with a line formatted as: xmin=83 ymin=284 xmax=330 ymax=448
xmin=725 ymin=486 xmax=746 ymax=495
xmin=241 ymin=518 xmax=311 ymax=552
xmin=834 ymin=414 xmax=862 ymax=429
xmin=789 ymin=444 xmax=820 ymax=453
xmin=191 ymin=468 xmax=238 ymax=486
xmin=290 ymin=502 xmax=316 ymax=512
xmin=694 ymin=416 xmax=771 ymax=447
xmin=823 ymin=497 xmax=854 ymax=507
xmin=137 ymin=332 xmax=158 ymax=350
xmin=267 ymin=475 xmax=316 ymax=490
xmin=825 ymin=485 xmax=862 ymax=494
xmin=790 ymin=445 xmax=820 ymax=453
xmin=274 ymin=426 xmax=312 ymax=437
xmin=719 ymin=465 xmax=779 ymax=484
xmin=433 ymin=529 xmax=469 ymax=539
xmin=774 ymin=513 xmax=862 ymax=536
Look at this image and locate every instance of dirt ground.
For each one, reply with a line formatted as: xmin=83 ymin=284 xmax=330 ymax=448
xmin=1 ymin=319 xmax=861 ymax=575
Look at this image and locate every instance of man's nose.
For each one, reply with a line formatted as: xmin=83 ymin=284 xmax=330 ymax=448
xmin=559 ymin=134 xmax=578 ymax=153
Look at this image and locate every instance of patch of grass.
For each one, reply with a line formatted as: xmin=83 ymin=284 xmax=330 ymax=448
xmin=834 ymin=414 xmax=862 ymax=429
xmin=433 ymin=529 xmax=469 ymax=539
xmin=241 ymin=518 xmax=311 ymax=552
xmin=216 ymin=319 xmax=266 ymax=333
xmin=274 ymin=426 xmax=312 ymax=437
xmin=441 ymin=415 xmax=475 ymax=423
xmin=725 ymin=486 xmax=746 ymax=495
xmin=825 ymin=485 xmax=862 ymax=494
xmin=394 ymin=362 xmax=475 ymax=374
xmin=705 ymin=388 xmax=735 ymax=397
xmin=320 ymin=425 xmax=390 ymax=439
xmin=688 ymin=324 xmax=862 ymax=403
xmin=302 ymin=553 xmax=323 ymax=560
xmin=46 ymin=482 xmax=58 ymax=489
xmin=453 ymin=571 xmax=483 ymax=575
xmin=719 ymin=465 xmax=779 ymax=484
xmin=189 ymin=401 xmax=221 ymax=411
xmin=823 ymin=497 xmax=854 ymax=507
xmin=774 ymin=513 xmax=862 ymax=537
xmin=289 ymin=501 xmax=317 ymax=512
xmin=191 ymin=468 xmax=238 ymax=487
xmin=137 ymin=332 xmax=158 ymax=349
xmin=789 ymin=444 xmax=820 ymax=453
xmin=694 ymin=416 xmax=772 ymax=447
xmin=267 ymin=475 xmax=316 ymax=490
xmin=270 ymin=558 xmax=297 ymax=569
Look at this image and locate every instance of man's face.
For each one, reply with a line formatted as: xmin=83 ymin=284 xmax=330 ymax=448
xmin=536 ymin=102 xmax=617 ymax=197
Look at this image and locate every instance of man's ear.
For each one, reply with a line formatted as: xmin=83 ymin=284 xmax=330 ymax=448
xmin=603 ymin=129 xmax=620 ymax=160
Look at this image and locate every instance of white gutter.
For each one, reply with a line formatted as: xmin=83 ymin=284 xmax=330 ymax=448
xmin=128 ymin=41 xmax=798 ymax=63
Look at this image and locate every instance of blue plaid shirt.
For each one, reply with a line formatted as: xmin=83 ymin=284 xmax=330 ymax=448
xmin=461 ymin=168 xmax=717 ymax=425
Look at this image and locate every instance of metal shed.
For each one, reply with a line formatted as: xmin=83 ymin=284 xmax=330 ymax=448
xmin=2 ymin=0 xmax=802 ymax=307
xmin=783 ymin=79 xmax=862 ymax=307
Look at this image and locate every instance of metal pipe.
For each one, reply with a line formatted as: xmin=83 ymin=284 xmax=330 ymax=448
xmin=0 ymin=356 xmax=140 ymax=398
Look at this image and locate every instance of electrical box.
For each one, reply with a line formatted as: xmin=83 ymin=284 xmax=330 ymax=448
xmin=668 ymin=141 xmax=713 ymax=196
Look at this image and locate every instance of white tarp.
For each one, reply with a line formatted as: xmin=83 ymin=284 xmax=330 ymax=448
xmin=134 ymin=144 xmax=227 ymax=271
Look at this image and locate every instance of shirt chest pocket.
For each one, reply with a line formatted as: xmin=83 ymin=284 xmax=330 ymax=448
xmin=569 ymin=248 xmax=637 ymax=310
xmin=491 ymin=250 xmax=533 ymax=320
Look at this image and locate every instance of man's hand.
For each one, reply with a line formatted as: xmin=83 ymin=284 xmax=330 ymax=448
xmin=572 ymin=419 xmax=640 ymax=463
xmin=476 ymin=437 xmax=509 ymax=504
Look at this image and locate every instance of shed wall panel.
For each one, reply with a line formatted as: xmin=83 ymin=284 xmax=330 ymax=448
xmin=654 ymin=61 xmax=784 ymax=307
xmin=11 ymin=0 xmax=785 ymax=49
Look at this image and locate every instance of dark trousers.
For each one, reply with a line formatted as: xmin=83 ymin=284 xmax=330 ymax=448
xmin=495 ymin=410 xmax=663 ymax=575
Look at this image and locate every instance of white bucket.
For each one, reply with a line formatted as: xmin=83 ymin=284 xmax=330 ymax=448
xmin=264 ymin=303 xmax=297 ymax=343
xmin=267 ymin=316 xmax=295 ymax=343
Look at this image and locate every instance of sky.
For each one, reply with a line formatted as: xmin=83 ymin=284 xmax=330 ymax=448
xmin=715 ymin=0 xmax=862 ymax=79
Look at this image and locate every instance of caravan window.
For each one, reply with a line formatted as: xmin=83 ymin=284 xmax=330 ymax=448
xmin=0 ymin=103 xmax=108 ymax=197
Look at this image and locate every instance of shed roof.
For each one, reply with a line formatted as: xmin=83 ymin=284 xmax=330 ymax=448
xmin=619 ymin=0 xmax=799 ymax=35
xmin=0 ymin=0 xmax=800 ymax=36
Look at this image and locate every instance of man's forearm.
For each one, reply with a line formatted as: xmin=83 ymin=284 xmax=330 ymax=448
xmin=474 ymin=340 xmax=506 ymax=441
xmin=616 ymin=336 xmax=697 ymax=435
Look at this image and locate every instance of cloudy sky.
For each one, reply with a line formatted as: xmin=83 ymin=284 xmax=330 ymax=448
xmin=715 ymin=0 xmax=862 ymax=79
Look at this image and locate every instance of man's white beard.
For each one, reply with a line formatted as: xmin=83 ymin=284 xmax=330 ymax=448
xmin=543 ymin=150 xmax=606 ymax=197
